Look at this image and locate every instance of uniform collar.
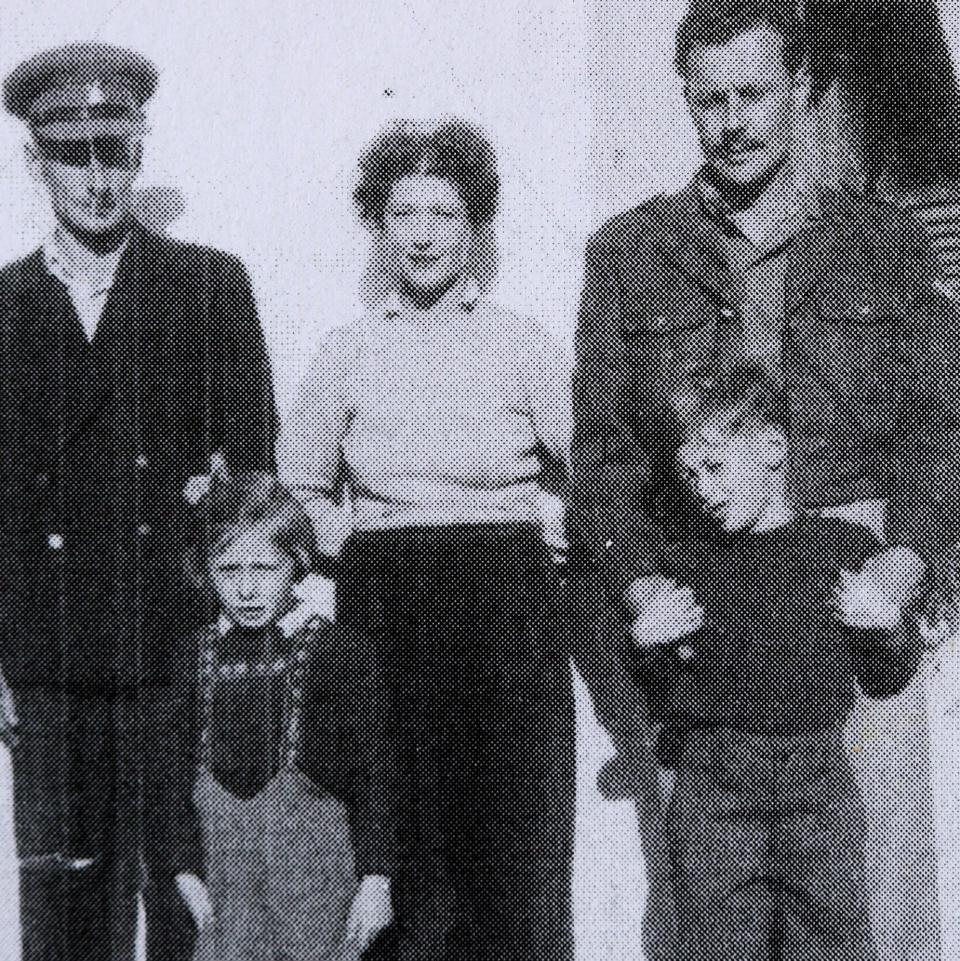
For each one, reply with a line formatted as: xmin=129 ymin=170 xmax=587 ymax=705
xmin=382 ymin=273 xmax=481 ymax=319
xmin=43 ymin=224 xmax=128 ymax=293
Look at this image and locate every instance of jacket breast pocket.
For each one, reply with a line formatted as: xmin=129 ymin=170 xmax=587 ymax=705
xmin=811 ymin=289 xmax=906 ymax=435
xmin=618 ymin=310 xmax=716 ymax=389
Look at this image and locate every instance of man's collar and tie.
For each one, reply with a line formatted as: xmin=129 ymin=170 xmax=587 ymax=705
xmin=696 ymin=161 xmax=821 ymax=256
xmin=43 ymin=226 xmax=129 ymax=341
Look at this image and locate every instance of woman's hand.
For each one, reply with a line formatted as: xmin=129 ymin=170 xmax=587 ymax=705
xmin=344 ymin=875 xmax=393 ymax=952
xmin=278 ymin=573 xmax=337 ymax=636
xmin=175 ymin=872 xmax=215 ymax=933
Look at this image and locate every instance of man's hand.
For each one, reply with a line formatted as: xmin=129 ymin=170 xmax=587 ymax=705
xmin=624 ymin=575 xmax=704 ymax=647
xmin=175 ymin=872 xmax=215 ymax=932
xmin=183 ymin=451 xmax=229 ymax=505
xmin=833 ymin=547 xmax=925 ymax=631
xmin=344 ymin=875 xmax=393 ymax=952
xmin=277 ymin=573 xmax=337 ymax=636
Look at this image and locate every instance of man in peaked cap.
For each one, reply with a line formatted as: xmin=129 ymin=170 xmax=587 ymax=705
xmin=0 ymin=43 xmax=277 ymax=961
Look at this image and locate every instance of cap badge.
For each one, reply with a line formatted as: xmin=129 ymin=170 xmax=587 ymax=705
xmin=85 ymin=81 xmax=105 ymax=106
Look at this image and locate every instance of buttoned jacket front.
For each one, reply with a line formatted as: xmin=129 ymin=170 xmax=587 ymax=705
xmin=0 ymin=223 xmax=277 ymax=862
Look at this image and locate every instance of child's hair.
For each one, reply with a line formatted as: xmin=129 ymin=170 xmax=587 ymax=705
xmin=672 ymin=364 xmax=789 ymax=442
xmin=184 ymin=472 xmax=320 ymax=597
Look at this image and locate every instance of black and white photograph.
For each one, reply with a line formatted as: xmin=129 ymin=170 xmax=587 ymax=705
xmin=1 ymin=1 xmax=960 ymax=960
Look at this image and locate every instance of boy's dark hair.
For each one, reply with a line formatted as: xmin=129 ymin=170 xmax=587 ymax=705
xmin=184 ymin=472 xmax=320 ymax=600
xmin=674 ymin=0 xmax=805 ymax=76
xmin=673 ymin=364 xmax=789 ymax=440
xmin=354 ymin=117 xmax=499 ymax=227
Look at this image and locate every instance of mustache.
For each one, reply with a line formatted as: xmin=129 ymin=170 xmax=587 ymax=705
xmin=717 ymin=134 xmax=764 ymax=152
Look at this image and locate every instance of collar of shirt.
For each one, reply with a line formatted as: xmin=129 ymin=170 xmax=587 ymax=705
xmin=43 ymin=226 xmax=128 ymax=297
xmin=697 ymin=165 xmax=821 ymax=259
xmin=381 ymin=273 xmax=481 ymax=320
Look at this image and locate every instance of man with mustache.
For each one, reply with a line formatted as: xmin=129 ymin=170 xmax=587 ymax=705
xmin=0 ymin=44 xmax=277 ymax=960
xmin=570 ymin=0 xmax=960 ymax=949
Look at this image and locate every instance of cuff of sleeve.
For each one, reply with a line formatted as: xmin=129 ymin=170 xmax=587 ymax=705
xmin=355 ymin=850 xmax=396 ymax=880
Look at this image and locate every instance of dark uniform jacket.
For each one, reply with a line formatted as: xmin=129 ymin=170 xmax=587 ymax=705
xmin=569 ymin=180 xmax=960 ymax=754
xmin=144 ymin=618 xmax=398 ymax=882
xmin=0 ymin=222 xmax=277 ymax=867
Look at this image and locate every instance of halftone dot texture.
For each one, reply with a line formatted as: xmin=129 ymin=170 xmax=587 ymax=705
xmin=6 ymin=2 xmax=960 ymax=959
xmin=570 ymin=1 xmax=956 ymax=959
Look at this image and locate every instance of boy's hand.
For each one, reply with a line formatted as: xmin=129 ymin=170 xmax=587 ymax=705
xmin=624 ymin=575 xmax=704 ymax=647
xmin=833 ymin=547 xmax=925 ymax=631
xmin=344 ymin=875 xmax=393 ymax=952
xmin=860 ymin=546 xmax=926 ymax=608
xmin=278 ymin=573 xmax=337 ymax=636
xmin=174 ymin=872 xmax=215 ymax=932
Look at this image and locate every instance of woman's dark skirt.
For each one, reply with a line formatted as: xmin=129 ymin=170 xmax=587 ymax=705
xmin=337 ymin=522 xmax=576 ymax=961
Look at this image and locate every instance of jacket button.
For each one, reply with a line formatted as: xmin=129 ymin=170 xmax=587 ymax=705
xmin=135 ymin=455 xmax=149 ymax=470
xmin=137 ymin=524 xmax=151 ymax=537
xmin=47 ymin=533 xmax=63 ymax=550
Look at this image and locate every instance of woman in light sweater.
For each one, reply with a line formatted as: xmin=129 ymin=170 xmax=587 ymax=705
xmin=278 ymin=118 xmax=574 ymax=961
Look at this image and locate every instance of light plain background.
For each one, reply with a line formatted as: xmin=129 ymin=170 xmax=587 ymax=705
xmin=0 ymin=2 xmax=959 ymax=959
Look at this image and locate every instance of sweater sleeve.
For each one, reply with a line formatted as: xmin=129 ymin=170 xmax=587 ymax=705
xmin=277 ymin=326 xmax=356 ymax=555
xmin=140 ymin=641 xmax=205 ymax=881
xmin=850 ymin=621 xmax=924 ymax=700
xmin=347 ymin=626 xmax=398 ymax=879
xmin=525 ymin=319 xmax=573 ymax=474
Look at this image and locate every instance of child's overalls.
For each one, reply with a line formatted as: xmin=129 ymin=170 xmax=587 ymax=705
xmin=192 ymin=627 xmax=360 ymax=961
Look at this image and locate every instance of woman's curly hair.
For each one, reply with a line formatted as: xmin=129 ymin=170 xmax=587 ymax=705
xmin=354 ymin=117 xmax=499 ymax=227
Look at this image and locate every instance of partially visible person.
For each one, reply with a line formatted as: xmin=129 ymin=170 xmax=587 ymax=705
xmin=802 ymin=5 xmax=960 ymax=957
xmin=143 ymin=473 xmax=395 ymax=961
xmin=804 ymin=0 xmax=960 ymax=296
xmin=279 ymin=118 xmax=575 ymax=961
xmin=0 ymin=44 xmax=277 ymax=961
xmin=623 ymin=365 xmax=924 ymax=961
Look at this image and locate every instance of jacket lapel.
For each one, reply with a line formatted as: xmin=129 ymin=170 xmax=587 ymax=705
xmin=638 ymin=181 xmax=734 ymax=300
xmin=784 ymin=189 xmax=858 ymax=317
xmin=64 ymin=224 xmax=161 ymax=445
xmin=8 ymin=252 xmax=104 ymax=452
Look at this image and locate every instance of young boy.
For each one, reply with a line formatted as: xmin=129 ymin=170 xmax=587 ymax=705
xmin=626 ymin=365 xmax=924 ymax=961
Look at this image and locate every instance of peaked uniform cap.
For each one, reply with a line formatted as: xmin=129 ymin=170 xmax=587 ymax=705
xmin=3 ymin=43 xmax=158 ymax=141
